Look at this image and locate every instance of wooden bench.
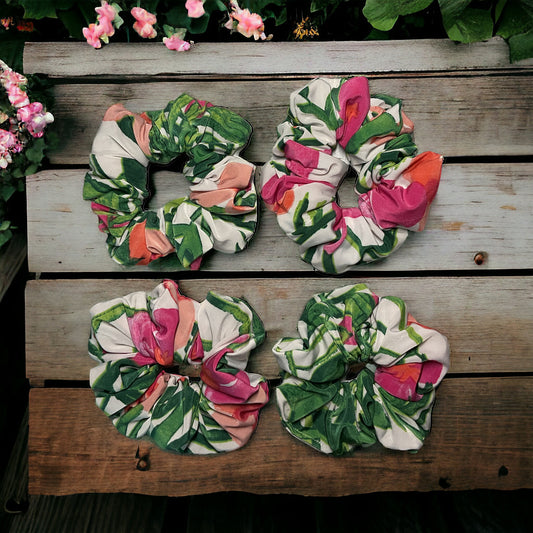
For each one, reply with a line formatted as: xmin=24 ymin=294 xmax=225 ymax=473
xmin=22 ymin=38 xmax=533 ymax=498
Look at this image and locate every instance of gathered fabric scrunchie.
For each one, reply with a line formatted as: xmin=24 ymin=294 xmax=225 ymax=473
xmin=83 ymin=95 xmax=258 ymax=270
xmin=273 ymin=284 xmax=449 ymax=455
xmin=261 ymin=77 xmax=443 ymax=274
xmin=88 ymin=280 xmax=269 ymax=454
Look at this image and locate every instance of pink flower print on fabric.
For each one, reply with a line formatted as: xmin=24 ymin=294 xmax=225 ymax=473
xmin=127 ymin=308 xmax=178 ymax=367
xmin=273 ymin=284 xmax=450 ymax=454
xmin=336 ymin=77 xmax=371 ymax=148
xmin=375 ymin=360 xmax=445 ymax=402
xmin=88 ymin=280 xmax=268 ymax=454
xmin=261 ymin=76 xmax=443 ymax=274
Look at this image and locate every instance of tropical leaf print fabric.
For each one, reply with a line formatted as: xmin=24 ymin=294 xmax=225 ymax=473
xmin=89 ymin=280 xmax=269 ymax=454
xmin=84 ymin=95 xmax=258 ymax=270
xmin=261 ymin=77 xmax=443 ymax=274
xmin=273 ymin=284 xmax=449 ymax=455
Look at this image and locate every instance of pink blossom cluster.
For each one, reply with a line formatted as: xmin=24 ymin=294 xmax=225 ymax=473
xmin=131 ymin=7 xmax=157 ymax=39
xmin=83 ymin=2 xmax=193 ymax=51
xmin=82 ymin=1 xmax=119 ymax=49
xmin=185 ymin=0 xmax=205 ymax=18
xmin=225 ymin=0 xmax=268 ymax=41
xmin=1 ymin=60 xmax=54 ymax=169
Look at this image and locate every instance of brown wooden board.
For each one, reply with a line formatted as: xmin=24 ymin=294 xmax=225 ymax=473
xmin=28 ymin=379 xmax=533 ymax=496
xmin=25 ymin=276 xmax=533 ymax=385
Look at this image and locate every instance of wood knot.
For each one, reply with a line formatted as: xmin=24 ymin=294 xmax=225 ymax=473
xmin=135 ymin=446 xmax=151 ymax=471
xmin=474 ymin=251 xmax=487 ymax=265
xmin=438 ymin=477 xmax=451 ymax=489
xmin=498 ymin=465 xmax=509 ymax=477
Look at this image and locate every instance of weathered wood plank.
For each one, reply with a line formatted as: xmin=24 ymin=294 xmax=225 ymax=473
xmin=0 ymin=410 xmax=167 ymax=533
xmin=23 ymin=39 xmax=533 ymax=78
xmin=28 ymin=379 xmax=533 ymax=496
xmin=25 ymin=276 xmax=533 ymax=384
xmin=44 ymin=75 xmax=533 ymax=164
xmin=26 ymin=163 xmax=533 ymax=273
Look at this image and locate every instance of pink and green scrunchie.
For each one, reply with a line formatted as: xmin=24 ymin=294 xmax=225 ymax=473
xmin=261 ymin=77 xmax=443 ymax=274
xmin=88 ymin=280 xmax=269 ymax=454
xmin=273 ymin=284 xmax=450 ymax=455
xmin=83 ymin=95 xmax=258 ymax=270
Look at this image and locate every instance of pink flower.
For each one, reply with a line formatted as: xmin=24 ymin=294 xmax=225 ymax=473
xmin=0 ymin=129 xmax=18 ymax=150
xmin=95 ymin=1 xmax=117 ymax=37
xmin=131 ymin=7 xmax=157 ymax=39
xmin=185 ymin=0 xmax=205 ymax=18
xmin=6 ymin=84 xmax=29 ymax=108
xmin=226 ymin=1 xmax=267 ymax=41
xmin=163 ymin=34 xmax=192 ymax=51
xmin=234 ymin=9 xmax=264 ymax=39
xmin=17 ymin=102 xmax=54 ymax=138
xmin=83 ymin=23 xmax=104 ymax=48
xmin=1 ymin=68 xmax=27 ymax=88
xmin=0 ymin=128 xmax=23 ymax=168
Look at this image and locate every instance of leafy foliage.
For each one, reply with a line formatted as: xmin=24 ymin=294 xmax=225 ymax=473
xmin=0 ymin=1 xmax=530 ymax=61
xmin=0 ymin=71 xmax=55 ymax=249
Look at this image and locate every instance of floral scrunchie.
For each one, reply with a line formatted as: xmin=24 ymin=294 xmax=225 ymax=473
xmin=89 ymin=280 xmax=269 ymax=454
xmin=261 ymin=77 xmax=443 ymax=274
xmin=84 ymin=95 xmax=258 ymax=270
xmin=273 ymin=284 xmax=449 ymax=455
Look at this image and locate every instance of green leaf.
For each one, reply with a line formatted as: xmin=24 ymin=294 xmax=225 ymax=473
xmin=495 ymin=0 xmax=509 ymax=21
xmin=444 ymin=7 xmax=494 ymax=43
xmin=24 ymin=138 xmax=46 ymax=164
xmin=509 ymin=29 xmax=533 ymax=61
xmin=0 ymin=36 xmax=24 ymax=72
xmin=497 ymin=0 xmax=533 ymax=39
xmin=0 ymin=185 xmax=15 ymax=202
xmin=57 ymin=7 xmax=87 ymax=40
xmin=363 ymin=0 xmax=434 ymax=31
xmin=438 ymin=0 xmax=472 ymax=21
xmin=19 ymin=0 xmax=78 ymax=19
xmin=0 ymin=227 xmax=13 ymax=248
xmin=363 ymin=0 xmax=398 ymax=31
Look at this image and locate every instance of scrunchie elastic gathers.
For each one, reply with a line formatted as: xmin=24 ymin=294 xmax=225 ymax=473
xmin=84 ymin=95 xmax=258 ymax=270
xmin=261 ymin=77 xmax=443 ymax=274
xmin=273 ymin=284 xmax=449 ymax=455
xmin=89 ymin=280 xmax=269 ymax=454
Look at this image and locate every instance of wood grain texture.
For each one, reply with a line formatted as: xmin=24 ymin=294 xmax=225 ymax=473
xmin=25 ymin=276 xmax=533 ymax=384
xmin=43 ymin=75 xmax=533 ymax=164
xmin=28 ymin=380 xmax=533 ymax=496
xmin=26 ymin=163 xmax=533 ymax=273
xmin=23 ymin=39 xmax=533 ymax=77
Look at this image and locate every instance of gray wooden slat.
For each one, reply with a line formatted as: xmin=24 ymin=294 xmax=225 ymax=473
xmin=26 ymin=163 xmax=533 ymax=273
xmin=28 ymin=380 xmax=533 ymax=496
xmin=23 ymin=39 xmax=533 ymax=77
xmin=44 ymin=75 xmax=533 ymax=165
xmin=25 ymin=276 xmax=533 ymax=384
